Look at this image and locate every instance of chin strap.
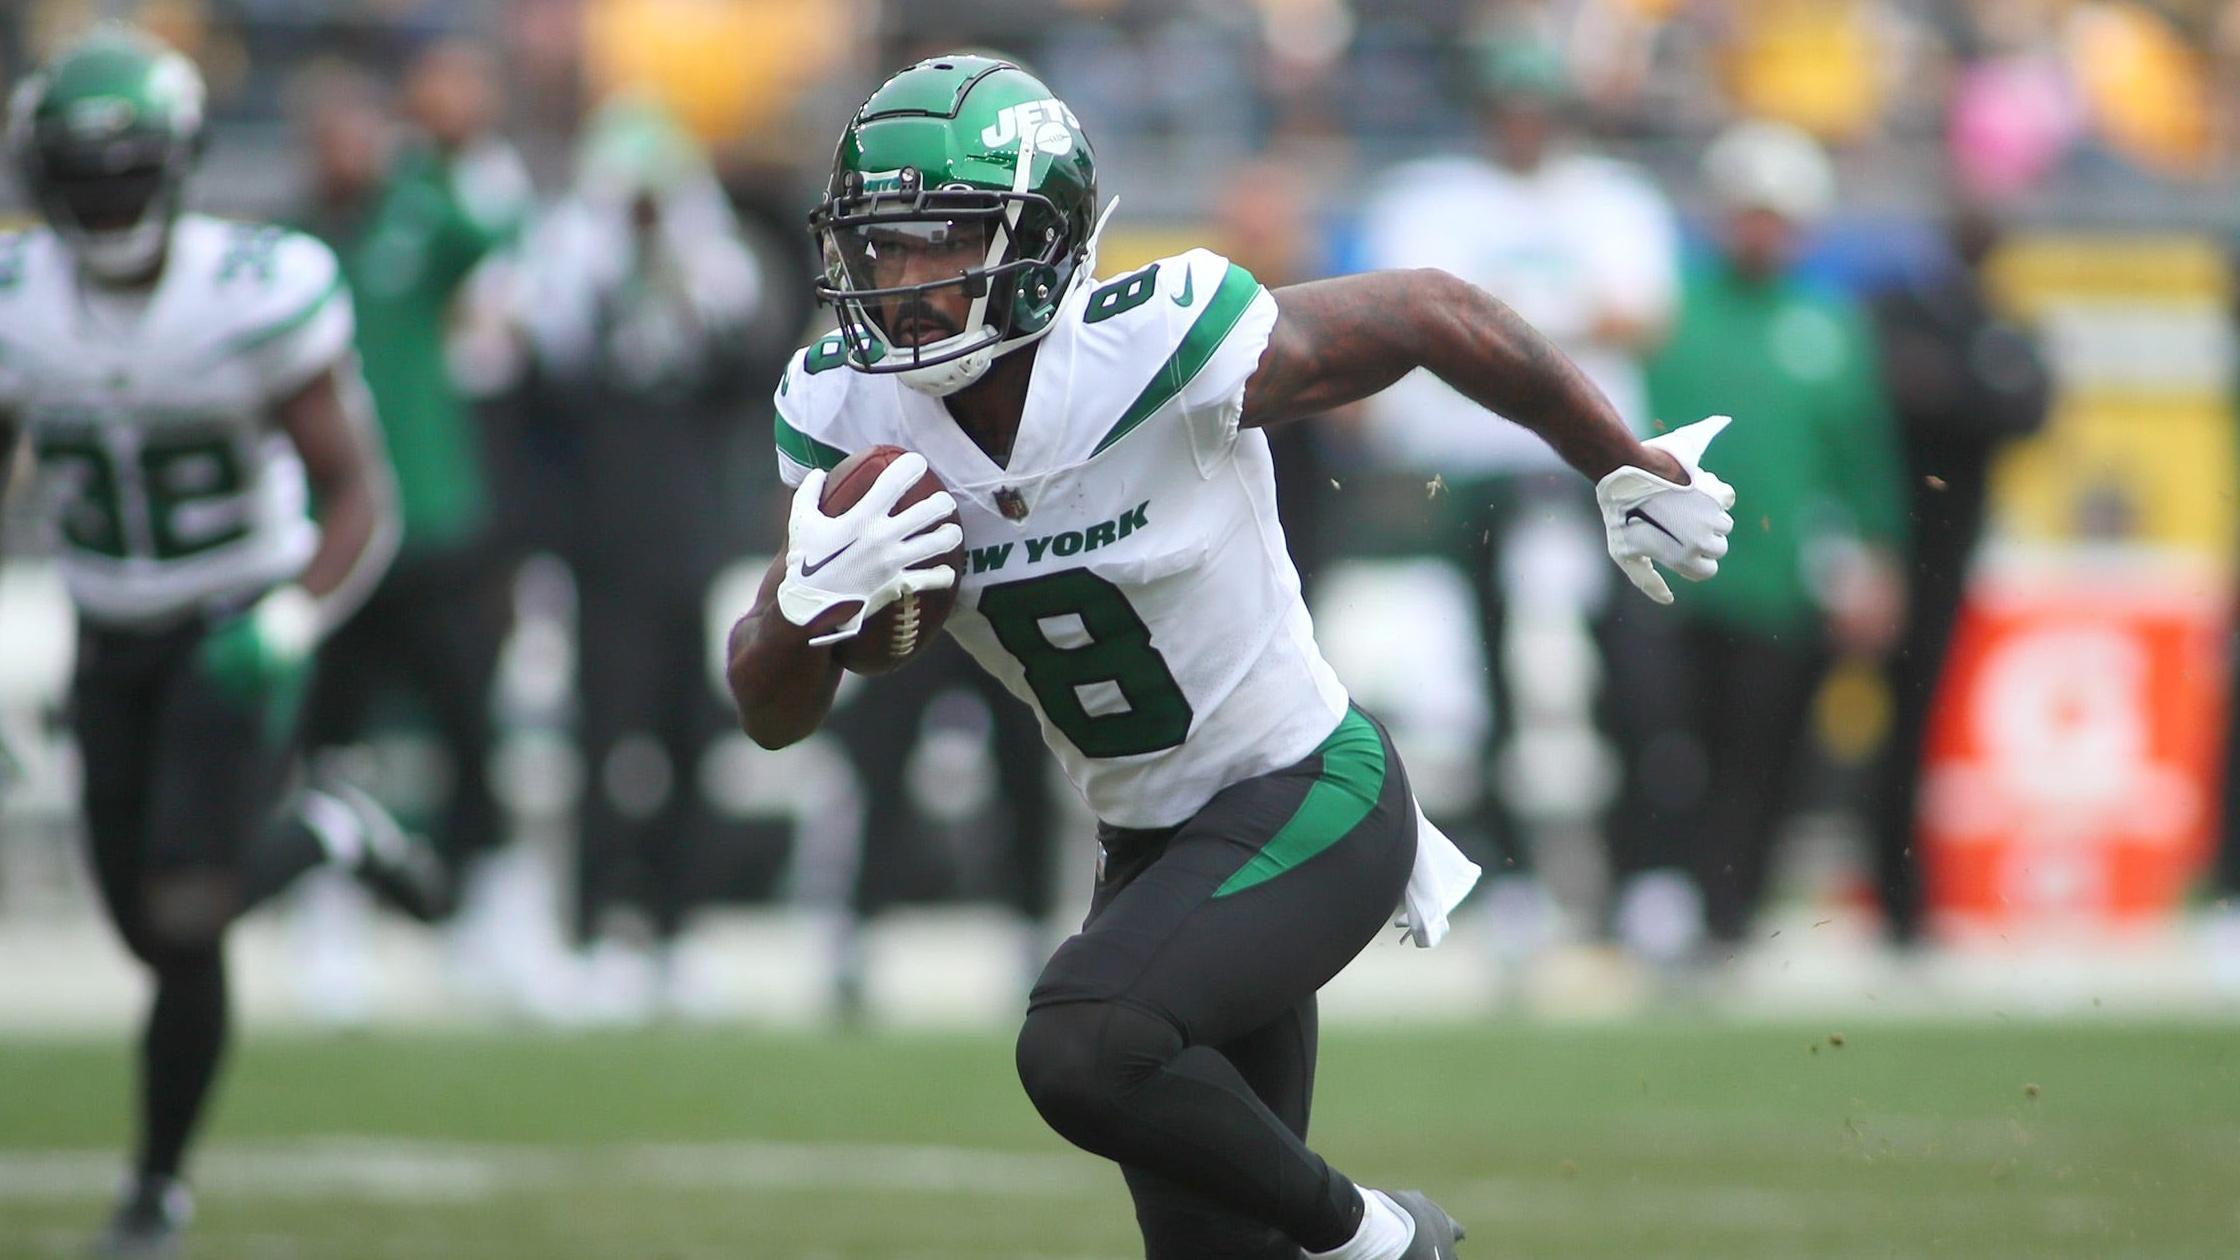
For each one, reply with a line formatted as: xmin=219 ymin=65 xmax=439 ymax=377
xmin=985 ymin=193 xmax=1120 ymax=359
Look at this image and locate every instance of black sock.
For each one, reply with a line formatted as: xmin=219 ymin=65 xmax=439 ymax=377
xmin=136 ymin=950 xmax=228 ymax=1182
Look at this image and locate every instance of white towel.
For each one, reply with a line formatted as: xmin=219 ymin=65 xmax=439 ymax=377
xmin=1396 ymin=798 xmax=1481 ymax=948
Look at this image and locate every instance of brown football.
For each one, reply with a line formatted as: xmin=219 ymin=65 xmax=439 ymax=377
xmin=819 ymin=445 xmax=964 ymax=675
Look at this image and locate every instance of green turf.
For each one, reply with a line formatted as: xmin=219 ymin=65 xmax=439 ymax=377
xmin=2 ymin=1020 xmax=2236 ymax=1258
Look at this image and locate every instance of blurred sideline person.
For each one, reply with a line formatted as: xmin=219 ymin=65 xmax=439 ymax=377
xmin=1642 ymin=120 xmax=1907 ymax=953
xmin=516 ymin=95 xmax=768 ymax=1017
xmin=290 ymin=49 xmax=526 ymax=895
xmin=0 ymin=29 xmax=445 ymax=1255
xmin=1866 ymin=201 xmax=2048 ymax=946
xmin=1354 ymin=41 xmax=1682 ymax=955
xmin=731 ymin=54 xmax=1738 ymax=1260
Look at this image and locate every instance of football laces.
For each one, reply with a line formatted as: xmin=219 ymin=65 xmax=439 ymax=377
xmin=891 ymin=591 xmax=921 ymax=657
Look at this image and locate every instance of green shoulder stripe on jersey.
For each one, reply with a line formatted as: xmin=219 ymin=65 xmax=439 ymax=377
xmin=1090 ymin=260 xmax=1260 ymax=457
xmin=775 ymin=413 xmax=846 ymax=472
xmin=1213 ymin=708 xmax=1385 ymax=898
xmin=221 ymin=270 xmax=343 ymax=357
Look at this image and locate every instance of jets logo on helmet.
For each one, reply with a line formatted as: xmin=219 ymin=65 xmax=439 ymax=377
xmin=8 ymin=25 xmax=208 ymax=284
xmin=808 ymin=55 xmax=1111 ymax=397
xmin=979 ymin=99 xmax=1080 ymax=155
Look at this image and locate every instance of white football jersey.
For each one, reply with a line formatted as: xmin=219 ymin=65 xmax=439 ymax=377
xmin=1356 ymin=152 xmax=1678 ymax=475
xmin=0 ymin=215 xmax=352 ymax=627
xmin=776 ymin=248 xmax=1349 ymax=828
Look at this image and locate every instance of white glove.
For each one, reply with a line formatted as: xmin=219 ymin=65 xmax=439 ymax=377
xmin=777 ymin=451 xmax=962 ymax=646
xmin=1596 ymin=414 xmax=1738 ymax=605
xmin=197 ymin=582 xmax=320 ymax=696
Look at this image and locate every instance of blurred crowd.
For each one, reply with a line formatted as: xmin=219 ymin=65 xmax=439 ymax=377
xmin=2 ymin=0 xmax=2238 ymax=1024
xmin=16 ymin=0 xmax=2240 ymax=206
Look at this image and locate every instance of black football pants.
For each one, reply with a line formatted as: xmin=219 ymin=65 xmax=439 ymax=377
xmin=73 ymin=618 xmax=329 ymax=1181
xmin=1016 ymin=707 xmax=1416 ymax=1258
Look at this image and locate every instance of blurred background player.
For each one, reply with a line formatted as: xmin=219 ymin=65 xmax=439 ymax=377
xmin=1354 ymin=39 xmax=1682 ymax=961
xmin=514 ymin=93 xmax=771 ymax=1018
xmin=288 ymin=46 xmax=526 ymax=968
xmin=0 ymin=27 xmax=442 ymax=1255
xmin=1640 ymin=119 xmax=1906 ymax=955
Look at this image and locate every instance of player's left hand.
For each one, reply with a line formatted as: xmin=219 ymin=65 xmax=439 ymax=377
xmin=1596 ymin=414 xmax=1737 ymax=605
xmin=197 ymin=583 xmax=321 ymax=698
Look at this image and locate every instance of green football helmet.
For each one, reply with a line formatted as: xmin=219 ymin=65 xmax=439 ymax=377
xmin=7 ymin=26 xmax=207 ymax=282
xmin=809 ymin=54 xmax=1104 ymax=396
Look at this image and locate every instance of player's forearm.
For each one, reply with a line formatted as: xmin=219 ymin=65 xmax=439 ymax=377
xmin=1251 ymin=271 xmax=1682 ymax=482
xmin=299 ymin=460 xmax=398 ymax=630
xmin=1410 ymin=271 xmax=1678 ymax=483
xmin=725 ymin=607 xmax=844 ymax=749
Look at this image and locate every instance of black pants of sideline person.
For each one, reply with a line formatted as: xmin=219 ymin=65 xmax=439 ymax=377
xmin=827 ymin=637 xmax=1060 ymax=921
xmin=572 ymin=573 xmax=726 ymax=945
xmin=1660 ymin=620 xmax=1826 ymax=945
xmin=1865 ymin=451 xmax=1990 ymax=943
xmin=1448 ymin=473 xmax=1686 ymax=889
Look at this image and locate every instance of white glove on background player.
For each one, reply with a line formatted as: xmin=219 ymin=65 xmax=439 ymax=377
xmin=777 ymin=451 xmax=962 ymax=646
xmin=1596 ymin=414 xmax=1738 ymax=605
xmin=197 ymin=582 xmax=321 ymax=698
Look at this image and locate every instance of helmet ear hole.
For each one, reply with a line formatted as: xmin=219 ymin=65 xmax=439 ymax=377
xmin=1010 ymin=264 xmax=1060 ymax=333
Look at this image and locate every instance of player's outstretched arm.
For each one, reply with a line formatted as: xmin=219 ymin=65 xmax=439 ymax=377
xmin=1243 ymin=268 xmax=1735 ymax=602
xmin=725 ymin=553 xmax=847 ymax=750
xmin=1242 ymin=268 xmax=1683 ymax=483
xmin=278 ymin=364 xmax=399 ymax=630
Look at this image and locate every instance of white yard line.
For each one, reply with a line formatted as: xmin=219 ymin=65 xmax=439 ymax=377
xmin=0 ymin=1137 xmax=1110 ymax=1203
xmin=0 ymin=1135 xmax=2122 ymax=1239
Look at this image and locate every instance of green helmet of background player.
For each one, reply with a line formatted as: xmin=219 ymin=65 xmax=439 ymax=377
xmin=7 ymin=26 xmax=207 ymax=283
xmin=809 ymin=54 xmax=1105 ymax=397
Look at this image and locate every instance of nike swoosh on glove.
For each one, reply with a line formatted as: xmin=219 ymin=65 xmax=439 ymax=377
xmin=1595 ymin=414 xmax=1738 ymax=605
xmin=777 ymin=451 xmax=963 ymax=646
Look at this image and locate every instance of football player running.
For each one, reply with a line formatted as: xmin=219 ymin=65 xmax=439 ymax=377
xmin=0 ymin=29 xmax=444 ymax=1256
xmin=728 ymin=56 xmax=1734 ymax=1260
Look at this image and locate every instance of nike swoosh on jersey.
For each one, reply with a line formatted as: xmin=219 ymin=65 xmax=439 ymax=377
xmin=1623 ymin=506 xmax=1683 ymax=546
xmin=1171 ymin=266 xmax=1194 ymax=307
xmin=799 ymin=541 xmax=853 ymax=577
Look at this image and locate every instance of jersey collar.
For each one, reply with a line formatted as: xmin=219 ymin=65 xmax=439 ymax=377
xmin=896 ymin=278 xmax=1087 ymax=518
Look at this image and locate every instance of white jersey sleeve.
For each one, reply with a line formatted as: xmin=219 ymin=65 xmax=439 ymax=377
xmin=772 ymin=333 xmax=861 ymax=488
xmin=1076 ymin=247 xmax=1277 ymax=475
xmin=232 ymin=230 xmax=355 ymax=402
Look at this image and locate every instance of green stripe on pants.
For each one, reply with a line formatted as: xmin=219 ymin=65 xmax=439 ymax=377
xmin=1213 ymin=709 xmax=1386 ymax=898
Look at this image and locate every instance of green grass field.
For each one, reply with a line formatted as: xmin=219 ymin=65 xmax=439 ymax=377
xmin=2 ymin=1019 xmax=2236 ymax=1259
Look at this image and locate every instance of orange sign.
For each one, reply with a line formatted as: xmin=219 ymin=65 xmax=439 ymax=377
xmin=1919 ymin=561 xmax=2226 ymax=937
